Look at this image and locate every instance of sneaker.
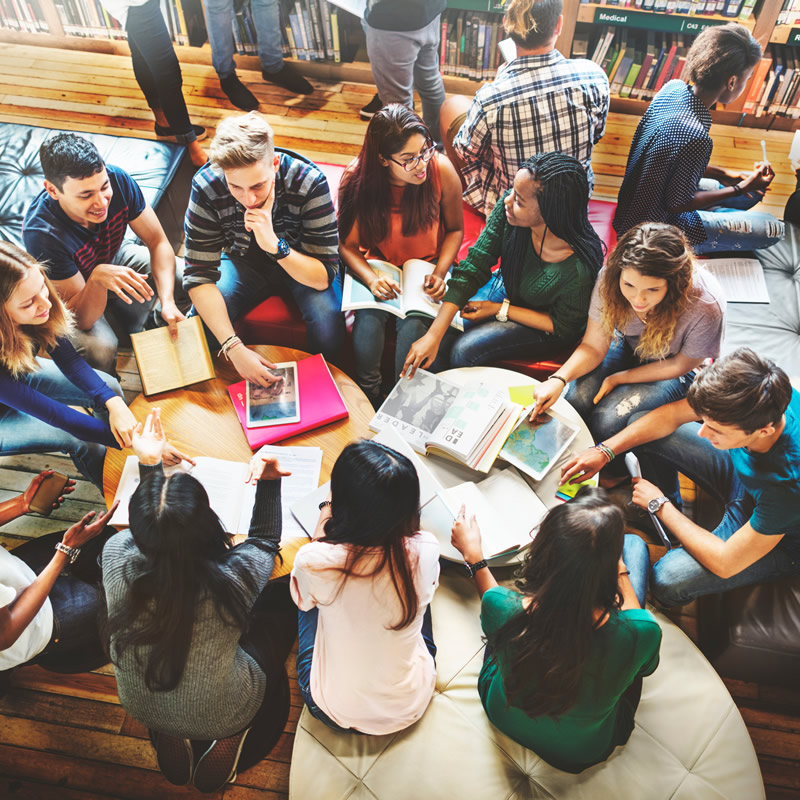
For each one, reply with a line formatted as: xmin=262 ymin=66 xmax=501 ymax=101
xmin=154 ymin=733 xmax=193 ymax=786
xmin=220 ymin=73 xmax=259 ymax=111
xmin=154 ymin=123 xmax=208 ymax=142
xmin=262 ymin=62 xmax=314 ymax=95
xmin=360 ymin=93 xmax=383 ymax=120
xmin=192 ymin=727 xmax=250 ymax=793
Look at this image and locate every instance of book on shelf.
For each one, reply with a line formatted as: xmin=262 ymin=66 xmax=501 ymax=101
xmin=227 ymin=353 xmax=349 ymax=449
xmin=438 ymin=7 xmax=504 ymax=81
xmin=130 ymin=315 xmax=215 ymax=396
xmin=341 ymin=259 xmax=464 ymax=332
xmin=369 ymin=370 xmax=523 ymax=473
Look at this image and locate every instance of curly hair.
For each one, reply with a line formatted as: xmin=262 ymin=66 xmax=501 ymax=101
xmin=600 ymin=223 xmax=695 ymax=361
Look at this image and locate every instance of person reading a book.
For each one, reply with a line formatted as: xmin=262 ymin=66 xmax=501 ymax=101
xmin=450 ymin=487 xmax=660 ymax=773
xmin=338 ymin=104 xmax=464 ymax=405
xmin=0 ymin=472 xmax=116 ymax=678
xmin=23 ymin=133 xmax=190 ymax=375
xmin=402 ymin=153 xmax=604 ymax=376
xmin=441 ymin=0 xmax=609 ymax=216
xmin=561 ymin=348 xmax=800 ymax=608
xmin=530 ymin=223 xmax=725 ymax=483
xmin=183 ymin=113 xmax=345 ymax=385
xmin=290 ymin=440 xmax=440 ymax=734
xmin=102 ymin=410 xmax=297 ymax=792
xmin=613 ymin=23 xmax=784 ymax=254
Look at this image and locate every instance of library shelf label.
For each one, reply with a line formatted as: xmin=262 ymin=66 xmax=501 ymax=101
xmin=593 ymin=7 xmax=725 ymax=34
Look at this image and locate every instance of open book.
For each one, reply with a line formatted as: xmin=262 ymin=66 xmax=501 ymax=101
xmin=109 ymin=448 xmax=322 ymax=538
xmin=342 ymin=259 xmax=464 ymax=331
xmin=130 ymin=315 xmax=215 ymax=395
xmin=370 ymin=370 xmax=522 ymax=472
xmin=289 ymin=428 xmax=548 ymax=559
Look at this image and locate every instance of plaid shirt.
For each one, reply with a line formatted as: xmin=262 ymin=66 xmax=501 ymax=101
xmin=454 ymin=51 xmax=609 ymax=216
xmin=183 ymin=152 xmax=339 ymax=289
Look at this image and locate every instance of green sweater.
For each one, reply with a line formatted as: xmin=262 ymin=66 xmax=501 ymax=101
xmin=443 ymin=194 xmax=594 ymax=341
xmin=102 ymin=465 xmax=283 ymax=740
xmin=478 ymin=587 xmax=662 ymax=774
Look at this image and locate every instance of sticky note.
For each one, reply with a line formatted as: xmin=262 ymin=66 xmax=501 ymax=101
xmin=508 ymin=384 xmax=537 ymax=406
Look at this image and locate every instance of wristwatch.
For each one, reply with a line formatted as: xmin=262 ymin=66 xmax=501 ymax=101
xmin=267 ymin=237 xmax=291 ymax=260
xmin=495 ymin=298 xmax=510 ymax=322
xmin=464 ymin=559 xmax=488 ymax=578
xmin=55 ymin=541 xmax=81 ymax=563
xmin=648 ymin=496 xmax=671 ymax=515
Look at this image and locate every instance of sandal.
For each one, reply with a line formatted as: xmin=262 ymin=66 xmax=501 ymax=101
xmin=192 ymin=726 xmax=251 ymax=793
xmin=153 ymin=732 xmax=193 ymax=786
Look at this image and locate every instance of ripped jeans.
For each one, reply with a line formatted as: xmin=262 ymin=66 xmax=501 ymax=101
xmin=694 ymin=179 xmax=784 ymax=254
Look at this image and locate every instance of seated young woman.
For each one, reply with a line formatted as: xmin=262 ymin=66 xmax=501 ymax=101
xmin=102 ymin=410 xmax=296 ymax=793
xmin=530 ymin=223 xmax=726 ymax=458
xmin=0 ymin=471 xmax=116 ymax=677
xmin=337 ymin=103 xmax=464 ymax=405
xmin=451 ymin=488 xmax=661 ymax=774
xmin=402 ymin=152 xmax=604 ymax=376
xmin=613 ymin=23 xmax=783 ymax=254
xmin=290 ymin=440 xmax=440 ymax=734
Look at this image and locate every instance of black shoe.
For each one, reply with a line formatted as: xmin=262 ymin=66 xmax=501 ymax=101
xmin=154 ymin=123 xmax=207 ymax=142
xmin=262 ymin=62 xmax=314 ymax=95
xmin=192 ymin=727 xmax=250 ymax=793
xmin=220 ymin=73 xmax=259 ymax=111
xmin=153 ymin=732 xmax=194 ymax=786
xmin=360 ymin=93 xmax=383 ymax=120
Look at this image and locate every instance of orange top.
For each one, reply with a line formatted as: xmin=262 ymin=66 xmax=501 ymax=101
xmin=365 ymin=155 xmax=445 ymax=267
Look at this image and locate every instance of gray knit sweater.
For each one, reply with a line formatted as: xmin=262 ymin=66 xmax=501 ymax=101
xmin=102 ymin=464 xmax=283 ymax=739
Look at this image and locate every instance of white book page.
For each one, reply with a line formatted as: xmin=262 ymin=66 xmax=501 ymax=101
xmin=702 ymin=257 xmax=770 ymax=303
xmin=371 ymin=427 xmax=443 ymax=508
xmin=342 ymin=262 xmax=404 ymax=317
xmin=290 ymin=482 xmax=330 ymax=538
xmin=401 ymin=259 xmax=464 ymax=331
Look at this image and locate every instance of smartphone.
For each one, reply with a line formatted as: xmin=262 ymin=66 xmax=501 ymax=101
xmin=28 ymin=472 xmax=69 ymax=516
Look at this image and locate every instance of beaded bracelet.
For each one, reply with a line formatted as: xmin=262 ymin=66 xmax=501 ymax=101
xmin=594 ymin=441 xmax=615 ymax=463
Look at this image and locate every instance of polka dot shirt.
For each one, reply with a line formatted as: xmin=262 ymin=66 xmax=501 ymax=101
xmin=613 ymin=80 xmax=712 ymax=245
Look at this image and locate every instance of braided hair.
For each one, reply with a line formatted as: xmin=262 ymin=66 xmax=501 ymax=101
xmin=501 ymin=153 xmax=605 ymax=303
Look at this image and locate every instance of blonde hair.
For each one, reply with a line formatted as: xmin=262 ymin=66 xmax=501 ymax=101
xmin=504 ymin=0 xmax=562 ymax=49
xmin=209 ymin=112 xmax=275 ymax=170
xmin=600 ymin=223 xmax=695 ymax=361
xmin=0 ymin=243 xmax=72 ymax=377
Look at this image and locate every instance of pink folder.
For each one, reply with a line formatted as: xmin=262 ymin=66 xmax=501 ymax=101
xmin=227 ymin=353 xmax=349 ymax=449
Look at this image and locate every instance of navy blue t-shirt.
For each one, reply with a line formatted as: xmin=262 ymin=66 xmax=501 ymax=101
xmin=730 ymin=389 xmax=800 ymax=550
xmin=23 ymin=165 xmax=146 ymax=281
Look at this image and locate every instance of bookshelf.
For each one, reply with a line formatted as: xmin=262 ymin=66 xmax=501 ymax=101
xmin=0 ymin=0 xmax=795 ymax=129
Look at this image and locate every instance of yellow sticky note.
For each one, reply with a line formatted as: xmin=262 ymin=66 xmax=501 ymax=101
xmin=508 ymin=384 xmax=537 ymax=406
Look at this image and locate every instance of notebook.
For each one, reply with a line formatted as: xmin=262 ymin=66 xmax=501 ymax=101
xmin=228 ymin=353 xmax=349 ymax=449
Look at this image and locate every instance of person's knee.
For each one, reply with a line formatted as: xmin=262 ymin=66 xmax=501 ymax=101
xmin=448 ymin=338 xmax=475 ymax=368
xmin=80 ymin=336 xmax=119 ymax=376
xmin=651 ymin=554 xmax=698 ymax=608
xmin=97 ymin=370 xmax=124 ymax=399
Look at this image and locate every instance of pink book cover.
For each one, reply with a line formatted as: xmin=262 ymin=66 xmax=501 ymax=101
xmin=227 ymin=353 xmax=349 ymax=449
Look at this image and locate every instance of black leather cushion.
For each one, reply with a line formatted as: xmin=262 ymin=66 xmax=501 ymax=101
xmin=0 ymin=123 xmax=192 ymax=252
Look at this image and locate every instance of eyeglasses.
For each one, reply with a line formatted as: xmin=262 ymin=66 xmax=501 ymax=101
xmin=387 ymin=142 xmax=437 ymax=172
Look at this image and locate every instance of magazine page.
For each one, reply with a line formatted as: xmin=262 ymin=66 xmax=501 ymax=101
xmin=369 ymin=370 xmax=461 ymax=454
xmin=401 ymin=259 xmax=464 ymax=331
xmin=341 ymin=260 xmax=404 ymax=317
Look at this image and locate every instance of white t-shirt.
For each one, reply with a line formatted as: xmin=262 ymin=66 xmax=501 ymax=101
xmin=290 ymin=531 xmax=440 ymax=734
xmin=0 ymin=546 xmax=53 ymax=671
xmin=98 ymin=0 xmax=148 ymax=27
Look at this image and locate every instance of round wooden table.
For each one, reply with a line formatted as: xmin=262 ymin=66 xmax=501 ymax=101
xmin=103 ymin=345 xmax=375 ymax=507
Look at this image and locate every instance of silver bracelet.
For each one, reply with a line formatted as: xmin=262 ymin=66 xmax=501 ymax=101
xmin=55 ymin=541 xmax=81 ymax=563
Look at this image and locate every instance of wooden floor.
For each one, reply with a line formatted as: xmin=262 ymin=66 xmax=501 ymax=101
xmin=0 ymin=41 xmax=799 ymax=800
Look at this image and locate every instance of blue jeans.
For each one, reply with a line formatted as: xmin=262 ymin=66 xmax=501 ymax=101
xmin=450 ymin=272 xmax=574 ymax=368
xmin=296 ymin=604 xmax=437 ymax=732
xmin=203 ymin=0 xmax=282 ymax=77
xmin=565 ymin=336 xmax=696 ymax=443
xmin=213 ymin=252 xmax=345 ymax=363
xmin=623 ymin=533 xmax=650 ymax=608
xmin=9 ymin=530 xmax=110 ymax=673
xmin=365 ymin=17 xmax=446 ymax=144
xmin=629 ymin=412 xmax=800 ymax=607
xmin=352 ymin=310 xmax=447 ymax=403
xmin=0 ymin=357 xmax=120 ymax=488
xmin=694 ymin=179 xmax=784 ymax=254
xmin=126 ymin=0 xmax=195 ymax=141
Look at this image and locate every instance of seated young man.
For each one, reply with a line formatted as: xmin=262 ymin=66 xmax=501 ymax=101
xmin=23 ymin=133 xmax=188 ymax=375
xmin=183 ymin=112 xmax=345 ymax=385
xmin=441 ymin=0 xmax=609 ymax=216
xmin=561 ymin=348 xmax=800 ymax=608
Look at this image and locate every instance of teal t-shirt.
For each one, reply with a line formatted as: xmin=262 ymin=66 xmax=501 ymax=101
xmin=729 ymin=388 xmax=800 ymax=549
xmin=478 ymin=587 xmax=662 ymax=773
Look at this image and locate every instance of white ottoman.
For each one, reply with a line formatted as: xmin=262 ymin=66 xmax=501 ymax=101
xmin=289 ymin=570 xmax=764 ymax=800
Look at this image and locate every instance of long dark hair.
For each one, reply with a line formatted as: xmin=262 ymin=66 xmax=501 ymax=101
xmin=103 ymin=472 xmax=263 ymax=692
xmin=319 ymin=440 xmax=422 ymax=630
xmin=337 ymin=104 xmax=439 ymax=249
xmin=490 ymin=487 xmax=624 ymax=717
xmin=501 ymin=153 xmax=605 ymax=303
